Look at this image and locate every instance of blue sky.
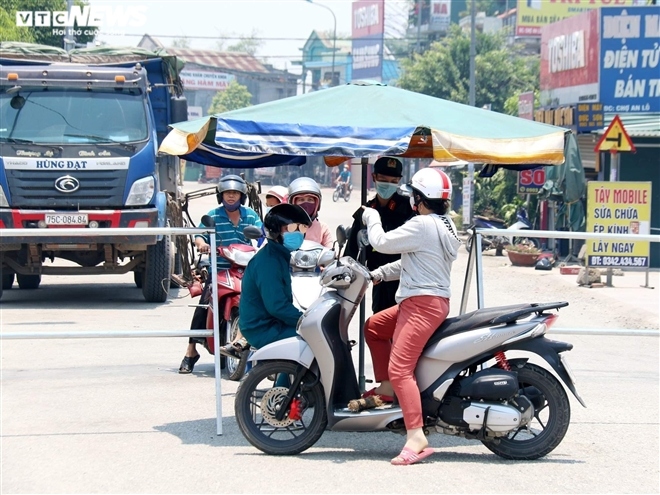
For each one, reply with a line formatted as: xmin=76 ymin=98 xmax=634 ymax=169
xmin=94 ymin=0 xmax=355 ymax=71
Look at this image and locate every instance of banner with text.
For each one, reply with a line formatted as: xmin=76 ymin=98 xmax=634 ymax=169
xmin=586 ymin=181 xmax=651 ymax=268
xmin=600 ymin=6 xmax=660 ymax=113
xmin=180 ymin=70 xmax=234 ymax=91
xmin=352 ymin=0 xmax=384 ymax=80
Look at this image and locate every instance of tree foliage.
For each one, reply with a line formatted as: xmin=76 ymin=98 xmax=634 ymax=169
xmin=214 ymin=29 xmax=264 ymax=56
xmin=0 ymin=0 xmax=94 ymax=48
xmin=397 ymin=25 xmax=538 ymax=113
xmin=207 ymin=80 xmax=252 ymax=115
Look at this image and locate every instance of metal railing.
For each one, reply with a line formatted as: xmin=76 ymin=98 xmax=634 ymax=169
xmin=0 ymin=226 xmax=228 ymax=434
xmin=460 ymin=228 xmax=660 ymax=337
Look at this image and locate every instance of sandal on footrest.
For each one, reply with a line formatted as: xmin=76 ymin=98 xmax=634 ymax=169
xmin=178 ymin=354 xmax=200 ymax=374
xmin=219 ymin=338 xmax=249 ymax=359
xmin=361 ymin=387 xmax=394 ymax=403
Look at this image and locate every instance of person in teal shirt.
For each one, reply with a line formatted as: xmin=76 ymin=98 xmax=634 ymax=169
xmin=237 ymin=204 xmax=312 ymax=350
xmin=179 ymin=175 xmax=262 ymax=374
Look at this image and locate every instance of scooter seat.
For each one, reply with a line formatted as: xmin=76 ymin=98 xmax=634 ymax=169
xmin=424 ymin=302 xmax=569 ymax=350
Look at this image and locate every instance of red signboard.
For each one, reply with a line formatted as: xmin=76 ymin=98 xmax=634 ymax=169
xmin=518 ymin=91 xmax=534 ymax=120
xmin=540 ymin=9 xmax=599 ymax=92
xmin=352 ymin=0 xmax=384 ymax=38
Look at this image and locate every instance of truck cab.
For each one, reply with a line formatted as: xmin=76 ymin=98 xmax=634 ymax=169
xmin=0 ymin=49 xmax=188 ymax=302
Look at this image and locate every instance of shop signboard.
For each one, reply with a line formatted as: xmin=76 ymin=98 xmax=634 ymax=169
xmin=518 ymin=167 xmax=546 ymax=194
xmin=180 ymin=70 xmax=234 ymax=91
xmin=576 ymin=102 xmax=604 ymax=133
xmin=352 ymin=0 xmax=384 ymax=80
xmin=540 ymin=9 xmax=600 ymax=106
xmin=600 ymin=6 xmax=660 ymax=113
xmin=516 ymin=0 xmax=644 ymax=37
xmin=430 ymin=0 xmax=451 ymax=32
xmin=518 ymin=91 xmax=535 ymax=120
xmin=586 ymin=181 xmax=651 ymax=268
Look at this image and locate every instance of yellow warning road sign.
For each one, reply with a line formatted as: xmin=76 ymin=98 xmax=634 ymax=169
xmin=594 ymin=115 xmax=636 ymax=153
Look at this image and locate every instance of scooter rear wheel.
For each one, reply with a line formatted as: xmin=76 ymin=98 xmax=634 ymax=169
xmin=235 ymin=360 xmax=327 ymax=455
xmin=481 ymin=364 xmax=570 ymax=460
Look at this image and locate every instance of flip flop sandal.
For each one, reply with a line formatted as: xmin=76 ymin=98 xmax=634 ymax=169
xmin=219 ymin=338 xmax=249 ymax=359
xmin=390 ymin=447 xmax=434 ymax=466
xmin=178 ymin=354 xmax=200 ymax=374
xmin=362 ymin=387 xmax=394 ymax=403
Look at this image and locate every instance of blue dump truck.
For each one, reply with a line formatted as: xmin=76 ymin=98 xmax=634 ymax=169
xmin=0 ymin=44 xmax=188 ymax=302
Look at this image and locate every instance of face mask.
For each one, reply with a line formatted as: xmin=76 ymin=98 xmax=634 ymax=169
xmin=297 ymin=202 xmax=317 ymax=218
xmin=264 ymin=206 xmax=272 ymax=216
xmin=223 ymin=200 xmax=241 ymax=212
xmin=375 ymin=181 xmax=398 ymax=200
xmin=282 ymin=231 xmax=305 ymax=251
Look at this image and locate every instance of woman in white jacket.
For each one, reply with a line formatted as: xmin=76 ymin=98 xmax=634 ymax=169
xmin=360 ymin=167 xmax=461 ymax=466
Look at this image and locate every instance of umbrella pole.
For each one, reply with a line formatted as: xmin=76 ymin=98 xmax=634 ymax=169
xmin=358 ymin=157 xmax=369 ymax=392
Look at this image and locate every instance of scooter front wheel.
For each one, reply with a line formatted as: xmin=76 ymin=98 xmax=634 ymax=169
xmin=225 ymin=309 xmax=249 ymax=382
xmin=332 ymin=190 xmax=340 ymax=202
xmin=235 ymin=360 xmax=327 ymax=455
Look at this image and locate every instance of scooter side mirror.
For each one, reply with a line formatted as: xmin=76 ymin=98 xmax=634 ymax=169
xmin=201 ymin=215 xmax=215 ymax=228
xmin=243 ymin=225 xmax=263 ymax=240
xmin=336 ymin=225 xmax=348 ymax=248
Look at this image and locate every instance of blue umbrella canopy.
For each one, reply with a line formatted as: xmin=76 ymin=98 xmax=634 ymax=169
xmin=160 ymin=82 xmax=569 ymax=168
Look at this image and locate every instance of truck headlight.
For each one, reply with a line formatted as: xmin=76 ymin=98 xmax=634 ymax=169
xmin=0 ymin=186 xmax=9 ymax=207
xmin=126 ymin=176 xmax=155 ymax=206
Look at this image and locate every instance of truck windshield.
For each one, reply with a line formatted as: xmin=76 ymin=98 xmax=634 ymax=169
xmin=0 ymin=89 xmax=148 ymax=145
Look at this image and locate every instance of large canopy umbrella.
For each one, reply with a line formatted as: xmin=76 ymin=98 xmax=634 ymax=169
xmin=160 ymin=81 xmax=570 ymax=391
xmin=159 ymin=81 xmax=568 ymax=170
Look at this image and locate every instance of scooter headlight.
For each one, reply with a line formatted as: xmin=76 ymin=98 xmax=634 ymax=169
xmin=292 ymin=248 xmax=322 ymax=269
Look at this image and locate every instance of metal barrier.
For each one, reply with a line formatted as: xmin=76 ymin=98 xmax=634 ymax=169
xmin=0 ymin=226 xmax=229 ymax=434
xmin=461 ymin=228 xmax=660 ymax=337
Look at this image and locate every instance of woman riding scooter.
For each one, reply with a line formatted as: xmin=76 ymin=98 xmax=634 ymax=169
xmin=361 ymin=167 xmax=461 ymax=465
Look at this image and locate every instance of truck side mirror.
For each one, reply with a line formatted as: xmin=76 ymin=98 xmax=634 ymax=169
xmin=170 ymin=96 xmax=188 ymax=123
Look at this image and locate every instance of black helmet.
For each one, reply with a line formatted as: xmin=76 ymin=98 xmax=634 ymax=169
xmin=216 ymin=174 xmax=248 ymax=204
xmin=264 ymin=204 xmax=312 ymax=241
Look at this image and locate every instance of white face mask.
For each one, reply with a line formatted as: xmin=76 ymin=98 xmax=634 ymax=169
xmin=264 ymin=206 xmax=272 ymax=216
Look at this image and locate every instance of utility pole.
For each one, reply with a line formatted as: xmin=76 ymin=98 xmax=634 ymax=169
xmin=63 ymin=0 xmax=75 ymax=51
xmin=415 ymin=0 xmax=422 ymax=54
xmin=465 ymin=0 xmax=477 ymax=227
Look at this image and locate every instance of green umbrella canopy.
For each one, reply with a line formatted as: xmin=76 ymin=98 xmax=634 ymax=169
xmin=161 ymin=82 xmax=568 ymax=167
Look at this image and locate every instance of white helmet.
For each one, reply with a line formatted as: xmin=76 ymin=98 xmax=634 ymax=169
xmin=403 ymin=168 xmax=452 ymax=200
xmin=266 ymin=185 xmax=288 ymax=204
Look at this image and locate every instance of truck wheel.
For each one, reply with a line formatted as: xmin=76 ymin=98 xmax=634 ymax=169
xmin=2 ymin=272 xmax=14 ymax=290
xmin=134 ymin=271 xmax=143 ymax=288
xmin=17 ymin=274 xmax=41 ymax=290
xmin=141 ymin=236 xmax=173 ymax=303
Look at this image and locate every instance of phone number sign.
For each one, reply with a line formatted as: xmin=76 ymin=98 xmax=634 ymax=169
xmin=517 ymin=167 xmax=546 ymax=194
xmin=586 ymin=181 xmax=652 ymax=267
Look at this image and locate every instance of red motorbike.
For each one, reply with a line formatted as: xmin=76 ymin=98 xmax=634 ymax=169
xmin=192 ymin=235 xmax=256 ymax=381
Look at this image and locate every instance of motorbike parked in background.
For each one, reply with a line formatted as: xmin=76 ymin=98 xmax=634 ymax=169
xmin=233 ymin=227 xmax=584 ymax=459
xmin=466 ymin=207 xmax=539 ymax=255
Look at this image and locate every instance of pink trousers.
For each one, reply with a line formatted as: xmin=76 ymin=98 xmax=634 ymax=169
xmin=364 ymin=295 xmax=450 ymax=430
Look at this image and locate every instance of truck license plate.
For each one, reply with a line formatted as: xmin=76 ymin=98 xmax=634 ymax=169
xmin=44 ymin=213 xmax=89 ymax=225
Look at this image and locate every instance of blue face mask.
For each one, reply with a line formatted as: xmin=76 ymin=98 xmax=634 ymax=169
xmin=375 ymin=181 xmax=399 ymax=200
xmin=282 ymin=231 xmax=304 ymax=251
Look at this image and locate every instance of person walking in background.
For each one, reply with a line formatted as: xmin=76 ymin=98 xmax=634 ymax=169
xmin=360 ymin=168 xmax=461 ymax=465
xmin=288 ymin=177 xmax=334 ymax=248
xmin=178 ymin=175 xmax=262 ymax=374
xmin=345 ymin=157 xmax=413 ymax=313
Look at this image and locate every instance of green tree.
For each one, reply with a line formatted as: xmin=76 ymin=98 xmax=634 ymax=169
xmin=397 ymin=25 xmax=538 ymax=113
xmin=1 ymin=0 xmax=94 ymax=47
xmin=0 ymin=7 xmax=34 ymax=42
xmin=207 ymin=80 xmax=252 ymax=115
xmin=170 ymin=37 xmax=191 ymax=48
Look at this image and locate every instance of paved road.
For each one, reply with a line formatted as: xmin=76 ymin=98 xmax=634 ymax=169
xmin=1 ymin=182 xmax=658 ymax=493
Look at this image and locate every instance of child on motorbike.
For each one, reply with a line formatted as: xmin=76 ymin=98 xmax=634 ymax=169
xmin=264 ymin=185 xmax=288 ymax=214
xmin=288 ymin=177 xmax=334 ymax=248
xmin=238 ymin=204 xmax=312 ymax=349
xmin=360 ymin=168 xmax=461 ymax=465
xmin=178 ymin=174 xmax=262 ymax=374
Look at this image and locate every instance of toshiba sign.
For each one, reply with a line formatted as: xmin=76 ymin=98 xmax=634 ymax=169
xmin=549 ymin=31 xmax=585 ymax=73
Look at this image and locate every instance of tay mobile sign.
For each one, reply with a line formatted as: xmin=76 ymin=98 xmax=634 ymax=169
xmin=586 ymin=181 xmax=652 ymax=268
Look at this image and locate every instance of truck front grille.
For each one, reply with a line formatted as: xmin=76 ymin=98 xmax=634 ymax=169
xmin=6 ymin=170 xmax=127 ymax=208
